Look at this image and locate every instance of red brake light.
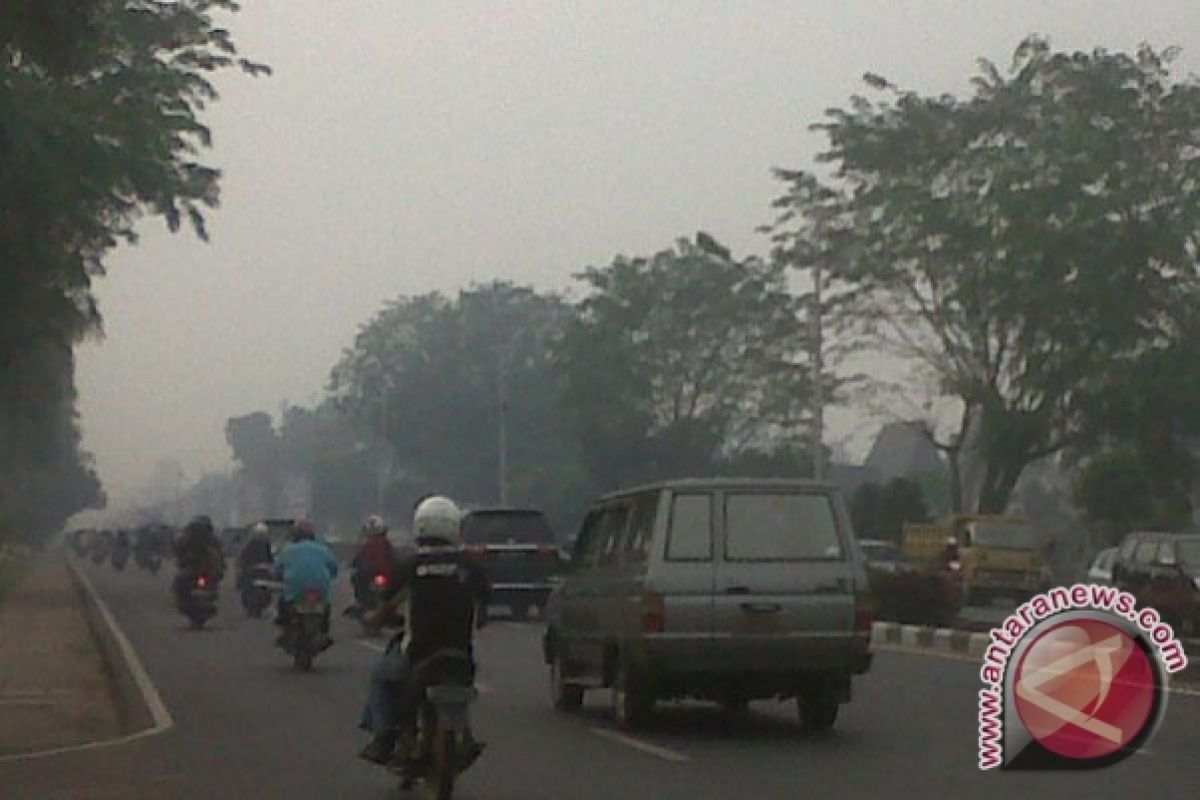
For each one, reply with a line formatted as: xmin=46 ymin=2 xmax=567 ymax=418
xmin=641 ymin=592 xmax=665 ymax=634
xmin=854 ymin=594 xmax=874 ymax=633
xmin=372 ymin=573 xmax=389 ymax=588
xmin=305 ymin=589 xmax=321 ymax=602
xmin=537 ymin=544 xmax=559 ymax=561
xmin=196 ymin=575 xmax=208 ymax=588
xmin=465 ymin=544 xmax=487 ymax=557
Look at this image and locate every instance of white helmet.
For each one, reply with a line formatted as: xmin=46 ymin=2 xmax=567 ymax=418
xmin=413 ymin=496 xmax=462 ymax=545
xmin=364 ymin=514 xmax=387 ymax=536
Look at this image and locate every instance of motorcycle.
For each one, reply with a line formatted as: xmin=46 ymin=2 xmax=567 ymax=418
xmin=177 ymin=571 xmax=219 ymax=628
xmin=111 ymin=541 xmax=131 ymax=572
xmin=281 ymin=588 xmax=330 ymax=671
xmin=241 ymin=563 xmax=275 ymax=619
xmin=393 ymin=649 xmax=483 ymax=799
xmin=357 ymin=571 xmax=391 ymax=637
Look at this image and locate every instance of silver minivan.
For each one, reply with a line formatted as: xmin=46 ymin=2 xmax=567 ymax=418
xmin=543 ymin=478 xmax=873 ymax=731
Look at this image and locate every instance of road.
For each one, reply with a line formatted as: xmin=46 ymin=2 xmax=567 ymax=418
xmin=2 ymin=562 xmax=1198 ymax=799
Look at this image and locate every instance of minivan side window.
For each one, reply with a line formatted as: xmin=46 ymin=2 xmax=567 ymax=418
xmin=576 ymin=510 xmax=606 ymax=569
xmin=1119 ymin=537 xmax=1138 ymax=562
xmin=724 ymin=492 xmax=843 ymax=561
xmin=598 ymin=504 xmax=631 ymax=568
xmin=666 ymin=493 xmax=712 ymax=561
xmin=623 ymin=492 xmax=658 ymax=565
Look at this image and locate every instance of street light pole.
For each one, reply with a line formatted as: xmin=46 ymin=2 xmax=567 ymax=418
xmin=498 ymin=360 xmax=510 ymax=506
xmin=810 ymin=262 xmax=826 ymax=481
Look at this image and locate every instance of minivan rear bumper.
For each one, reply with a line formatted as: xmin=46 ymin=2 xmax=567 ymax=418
xmin=630 ymin=632 xmax=872 ymax=676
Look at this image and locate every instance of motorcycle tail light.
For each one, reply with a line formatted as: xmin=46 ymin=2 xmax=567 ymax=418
xmin=372 ymin=573 xmax=389 ymax=588
xmin=304 ymin=589 xmax=322 ymax=602
xmin=196 ymin=575 xmax=208 ymax=588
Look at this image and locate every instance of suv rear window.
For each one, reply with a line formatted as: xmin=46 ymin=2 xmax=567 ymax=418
xmin=462 ymin=511 xmax=555 ymax=545
xmin=724 ymin=493 xmax=843 ymax=561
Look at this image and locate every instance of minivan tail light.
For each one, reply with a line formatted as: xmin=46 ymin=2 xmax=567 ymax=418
xmin=854 ymin=593 xmax=874 ymax=633
xmin=537 ymin=544 xmax=559 ymax=561
xmin=465 ymin=544 xmax=488 ymax=557
xmin=642 ymin=592 xmax=666 ymax=634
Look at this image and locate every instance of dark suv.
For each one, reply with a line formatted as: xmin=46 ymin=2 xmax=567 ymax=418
xmin=462 ymin=508 xmax=563 ymax=620
xmin=1113 ymin=531 xmax=1200 ymax=635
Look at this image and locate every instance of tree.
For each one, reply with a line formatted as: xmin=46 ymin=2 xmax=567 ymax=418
xmin=1 ymin=1 xmax=266 ymax=539
xmin=768 ymin=38 xmax=1200 ymax=514
xmin=1074 ymin=450 xmax=1155 ymax=546
xmin=225 ymin=412 xmax=283 ymax=516
xmin=850 ymin=478 xmax=931 ymax=542
xmin=556 ymin=233 xmax=815 ymax=490
xmin=329 ymin=283 xmax=587 ymax=533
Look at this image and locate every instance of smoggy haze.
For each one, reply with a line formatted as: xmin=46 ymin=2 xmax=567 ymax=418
xmin=75 ymin=0 xmax=1200 ymax=509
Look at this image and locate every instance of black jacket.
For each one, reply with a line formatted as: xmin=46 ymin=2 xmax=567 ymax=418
xmin=385 ymin=544 xmax=490 ymax=662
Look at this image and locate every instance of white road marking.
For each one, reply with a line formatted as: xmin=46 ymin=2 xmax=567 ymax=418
xmin=0 ymin=560 xmax=174 ymax=763
xmin=589 ymin=728 xmax=689 ymax=763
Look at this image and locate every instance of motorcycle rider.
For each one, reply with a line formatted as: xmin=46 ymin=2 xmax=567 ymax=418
xmin=358 ymin=495 xmax=490 ymax=766
xmin=237 ymin=522 xmax=275 ymax=591
xmin=274 ymin=519 xmax=338 ymax=648
xmin=172 ymin=516 xmax=225 ymax=601
xmin=351 ymin=515 xmax=398 ymax=612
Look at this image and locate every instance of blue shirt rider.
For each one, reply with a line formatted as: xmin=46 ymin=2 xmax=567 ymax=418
xmin=274 ymin=519 xmax=338 ymax=647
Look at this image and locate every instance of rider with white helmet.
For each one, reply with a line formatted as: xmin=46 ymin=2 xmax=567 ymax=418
xmin=358 ymin=495 xmax=490 ymax=766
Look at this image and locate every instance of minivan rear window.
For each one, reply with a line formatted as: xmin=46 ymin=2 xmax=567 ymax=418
xmin=462 ymin=511 xmax=555 ymax=545
xmin=724 ymin=493 xmax=843 ymax=561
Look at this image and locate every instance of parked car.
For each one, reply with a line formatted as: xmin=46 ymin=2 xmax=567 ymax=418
xmin=860 ymin=538 xmax=962 ymax=627
xmin=543 ymin=478 xmax=873 ymax=732
xmin=461 ymin=508 xmax=563 ymax=620
xmin=1113 ymin=532 xmax=1200 ymax=636
xmin=1085 ymin=547 xmax=1118 ymax=585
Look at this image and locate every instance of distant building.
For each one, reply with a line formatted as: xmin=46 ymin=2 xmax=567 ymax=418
xmin=864 ymin=421 xmax=946 ymax=483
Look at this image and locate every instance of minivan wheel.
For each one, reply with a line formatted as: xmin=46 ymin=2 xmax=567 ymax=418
xmin=613 ymin=662 xmax=654 ymax=730
xmin=797 ymin=694 xmax=839 ymax=733
xmin=551 ymin=652 xmax=584 ymax=712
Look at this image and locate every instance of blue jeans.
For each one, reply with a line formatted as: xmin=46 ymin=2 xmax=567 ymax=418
xmin=360 ymin=637 xmax=409 ymax=738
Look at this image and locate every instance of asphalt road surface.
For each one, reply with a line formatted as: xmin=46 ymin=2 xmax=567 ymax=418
xmin=2 ymin=562 xmax=1198 ymax=799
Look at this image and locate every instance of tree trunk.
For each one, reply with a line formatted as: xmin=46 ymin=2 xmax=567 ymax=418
xmin=977 ymin=461 xmax=1024 ymax=515
xmin=948 ymin=449 xmax=964 ymax=514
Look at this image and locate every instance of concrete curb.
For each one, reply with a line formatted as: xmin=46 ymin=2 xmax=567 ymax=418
xmin=65 ymin=558 xmax=156 ymax=735
xmin=870 ymin=620 xmax=1200 ymax=686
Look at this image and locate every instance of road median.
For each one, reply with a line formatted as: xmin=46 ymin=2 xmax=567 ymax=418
xmin=0 ymin=555 xmax=122 ymax=758
xmin=871 ymin=619 xmax=1200 ymax=687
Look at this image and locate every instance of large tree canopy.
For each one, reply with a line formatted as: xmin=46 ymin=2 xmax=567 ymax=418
xmin=769 ymin=38 xmax=1200 ymax=514
xmin=0 ymin=1 xmax=265 ymax=540
xmin=556 ymin=233 xmax=816 ymax=490
xmin=329 ymin=282 xmax=588 ymax=532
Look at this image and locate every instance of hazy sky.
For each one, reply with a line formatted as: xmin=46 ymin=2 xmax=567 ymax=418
xmin=76 ymin=0 xmax=1200 ymax=507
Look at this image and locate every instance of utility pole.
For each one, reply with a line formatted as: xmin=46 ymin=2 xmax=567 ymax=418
xmin=498 ymin=359 xmax=510 ymax=506
xmin=376 ymin=391 xmax=388 ymax=516
xmin=810 ymin=262 xmax=826 ymax=481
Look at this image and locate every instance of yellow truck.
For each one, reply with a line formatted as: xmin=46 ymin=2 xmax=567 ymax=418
xmin=902 ymin=515 xmax=1050 ymax=606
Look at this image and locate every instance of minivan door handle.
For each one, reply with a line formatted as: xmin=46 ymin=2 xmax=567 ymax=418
xmin=725 ymin=586 xmax=751 ymax=595
xmin=806 ymin=580 xmax=849 ymax=595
